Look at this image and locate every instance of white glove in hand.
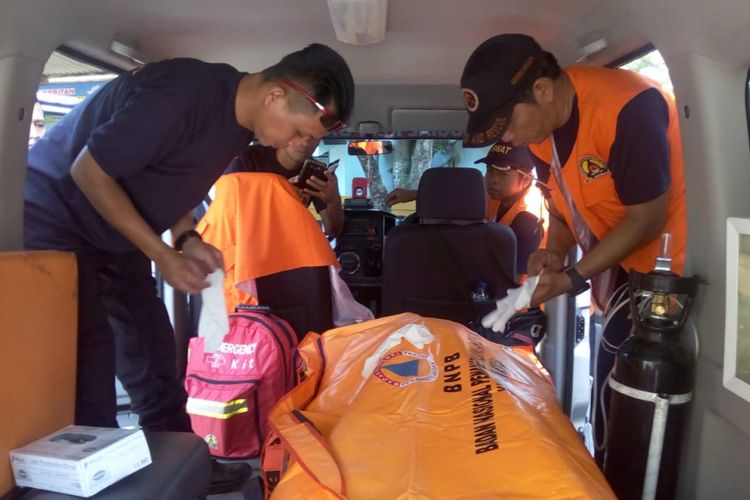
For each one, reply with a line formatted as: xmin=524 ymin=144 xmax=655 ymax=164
xmin=199 ymin=269 xmax=230 ymax=353
xmin=481 ymin=274 xmax=541 ymax=333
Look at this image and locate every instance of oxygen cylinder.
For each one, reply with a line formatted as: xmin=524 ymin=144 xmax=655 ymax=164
xmin=603 ymin=235 xmax=699 ymax=500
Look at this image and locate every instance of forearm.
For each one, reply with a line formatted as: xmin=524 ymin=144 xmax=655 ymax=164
xmin=529 ymin=195 xmax=668 ymax=306
xmin=321 ymin=201 xmax=344 ymax=237
xmin=402 ymin=189 xmax=418 ymax=203
xmin=385 ymin=188 xmax=417 ymax=207
xmin=574 ymin=195 xmax=668 ymax=279
xmin=545 ymin=210 xmax=576 ymax=260
xmin=171 ymin=212 xmax=196 ymax=243
xmin=71 ymin=147 xmax=172 ymax=262
xmin=526 ymin=199 xmax=576 ymax=276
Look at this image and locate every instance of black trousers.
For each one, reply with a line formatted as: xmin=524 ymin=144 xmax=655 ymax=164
xmin=74 ymin=251 xmax=191 ymax=432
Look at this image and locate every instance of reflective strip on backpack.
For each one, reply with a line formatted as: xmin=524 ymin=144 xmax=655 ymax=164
xmin=186 ymin=397 xmax=249 ymax=419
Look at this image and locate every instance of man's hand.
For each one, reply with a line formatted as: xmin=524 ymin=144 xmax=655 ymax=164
xmin=155 ymin=250 xmax=212 ymax=294
xmin=303 ymin=171 xmax=340 ymax=206
xmin=527 ymin=249 xmax=566 ymax=276
xmin=385 ymin=188 xmax=417 ymax=207
xmin=530 ymin=271 xmax=573 ymax=307
xmin=303 ymin=171 xmax=346 ymax=237
xmin=182 ymin=237 xmax=224 ymax=272
xmin=155 ymin=238 xmax=224 ymax=295
xmin=288 ymin=175 xmax=312 ymax=205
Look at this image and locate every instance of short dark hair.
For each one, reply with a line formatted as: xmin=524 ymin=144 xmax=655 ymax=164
xmin=262 ymin=43 xmax=355 ymax=128
xmin=515 ymin=50 xmax=562 ymax=104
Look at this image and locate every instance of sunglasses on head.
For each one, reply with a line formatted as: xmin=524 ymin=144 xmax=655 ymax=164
xmin=489 ymin=164 xmax=552 ymax=190
xmin=279 ymin=77 xmax=347 ymax=133
xmin=489 ymin=163 xmax=521 ymax=173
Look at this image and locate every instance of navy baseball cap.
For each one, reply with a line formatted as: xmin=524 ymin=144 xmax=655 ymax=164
xmin=474 ymin=141 xmax=534 ymax=173
xmin=461 ymin=34 xmax=545 ymax=148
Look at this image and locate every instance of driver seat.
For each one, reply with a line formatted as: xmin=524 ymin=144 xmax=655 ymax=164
xmin=381 ymin=167 xmax=518 ymax=324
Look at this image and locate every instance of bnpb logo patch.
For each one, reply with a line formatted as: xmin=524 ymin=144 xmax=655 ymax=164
xmin=462 ymin=89 xmax=479 ymax=112
xmin=375 ymin=350 xmax=438 ymax=388
xmin=579 ymin=156 xmax=609 ymax=181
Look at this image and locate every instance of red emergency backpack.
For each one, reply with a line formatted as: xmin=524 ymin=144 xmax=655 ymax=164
xmin=185 ymin=305 xmax=298 ymax=458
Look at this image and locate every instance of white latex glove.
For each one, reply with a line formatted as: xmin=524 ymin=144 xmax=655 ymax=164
xmin=481 ymin=274 xmax=541 ymax=333
xmin=198 ymin=269 xmax=230 ymax=352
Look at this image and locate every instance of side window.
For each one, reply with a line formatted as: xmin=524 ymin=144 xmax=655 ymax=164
xmin=30 ymin=50 xmax=117 ymax=148
xmin=618 ymin=49 xmax=674 ymax=90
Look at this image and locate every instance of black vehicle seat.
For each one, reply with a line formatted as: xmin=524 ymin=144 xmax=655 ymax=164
xmin=255 ymin=265 xmax=333 ymax=341
xmin=17 ymin=432 xmax=211 ymax=500
xmin=381 ymin=168 xmax=518 ymax=324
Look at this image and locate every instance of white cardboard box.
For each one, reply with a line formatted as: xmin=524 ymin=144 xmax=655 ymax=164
xmin=9 ymin=425 xmax=152 ymax=497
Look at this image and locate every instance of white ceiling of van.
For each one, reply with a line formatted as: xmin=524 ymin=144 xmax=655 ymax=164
xmin=65 ymin=0 xmax=649 ymax=84
xmin=5 ymin=0 xmax=750 ymax=85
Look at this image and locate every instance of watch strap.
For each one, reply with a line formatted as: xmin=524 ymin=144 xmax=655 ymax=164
xmin=174 ymin=229 xmax=202 ymax=251
xmin=564 ymin=266 xmax=590 ymax=296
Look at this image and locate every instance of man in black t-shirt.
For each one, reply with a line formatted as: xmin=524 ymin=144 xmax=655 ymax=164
xmin=24 ymin=43 xmax=354 ymax=469
xmin=226 ymin=140 xmax=344 ymax=236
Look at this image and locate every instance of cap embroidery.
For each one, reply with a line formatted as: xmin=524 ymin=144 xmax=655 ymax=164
xmin=464 ymin=116 xmax=508 ymax=146
xmin=510 ymin=56 xmax=535 ymax=85
xmin=462 ymin=89 xmax=479 ymax=112
xmin=491 ymin=143 xmax=512 ymax=154
xmin=484 ymin=116 xmax=507 ymax=142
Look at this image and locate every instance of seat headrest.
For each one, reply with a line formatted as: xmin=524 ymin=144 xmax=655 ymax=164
xmin=417 ymin=167 xmax=487 ymax=222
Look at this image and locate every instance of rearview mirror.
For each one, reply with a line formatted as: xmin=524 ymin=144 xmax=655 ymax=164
xmin=347 ymin=140 xmax=393 ymax=156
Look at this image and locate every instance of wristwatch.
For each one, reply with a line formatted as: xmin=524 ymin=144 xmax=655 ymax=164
xmin=174 ymin=229 xmax=202 ymax=251
xmin=564 ymin=266 xmax=590 ymax=296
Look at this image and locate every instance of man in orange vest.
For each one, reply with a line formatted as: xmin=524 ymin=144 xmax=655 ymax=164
xmin=226 ymin=139 xmax=344 ymax=236
xmin=385 ymin=142 xmax=544 ymax=275
xmin=460 ymin=34 xmax=687 ymax=464
xmin=475 ymin=142 xmax=545 ymax=275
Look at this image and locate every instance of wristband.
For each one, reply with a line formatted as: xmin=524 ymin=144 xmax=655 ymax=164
xmin=174 ymin=229 xmax=201 ymax=251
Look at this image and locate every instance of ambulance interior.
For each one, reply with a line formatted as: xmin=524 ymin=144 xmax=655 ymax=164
xmin=2 ymin=0 xmax=750 ymax=498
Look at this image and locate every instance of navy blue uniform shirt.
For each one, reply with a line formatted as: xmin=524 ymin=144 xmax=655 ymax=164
xmin=531 ymin=88 xmax=671 ymax=206
xmin=25 ymin=58 xmax=253 ymax=253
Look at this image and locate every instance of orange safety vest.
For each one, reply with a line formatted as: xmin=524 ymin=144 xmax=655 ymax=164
xmin=529 ymin=66 xmax=686 ymax=274
xmin=486 ymin=193 xmax=548 ymax=278
xmin=196 ymin=173 xmax=338 ymax=314
xmin=486 ymin=195 xmax=527 ymax=225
